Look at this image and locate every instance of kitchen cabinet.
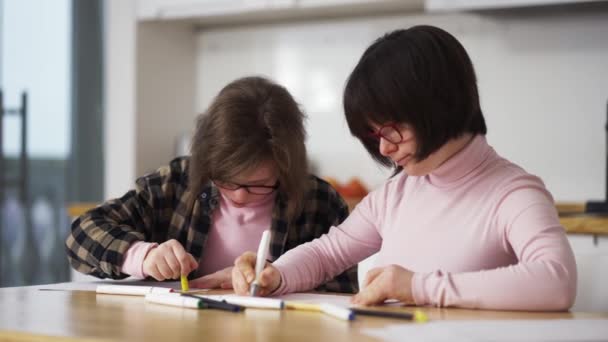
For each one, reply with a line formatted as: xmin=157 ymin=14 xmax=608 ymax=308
xmin=137 ymin=0 xmax=290 ymax=21
xmin=294 ymin=0 xmax=423 ymax=15
xmin=425 ymin=0 xmax=606 ymax=11
xmin=136 ymin=0 xmax=423 ymax=24
xmin=138 ymin=0 xmax=607 ymax=24
xmin=567 ymin=234 xmax=608 ymax=313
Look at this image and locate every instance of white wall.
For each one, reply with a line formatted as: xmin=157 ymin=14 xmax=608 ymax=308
xmin=103 ymin=0 xmax=137 ymax=200
xmin=136 ymin=21 xmax=197 ymax=176
xmin=194 ymin=9 xmax=608 ymax=201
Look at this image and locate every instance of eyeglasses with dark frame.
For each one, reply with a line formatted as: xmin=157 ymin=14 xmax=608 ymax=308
xmin=214 ymin=180 xmax=280 ymax=195
xmin=367 ymin=123 xmax=404 ymax=144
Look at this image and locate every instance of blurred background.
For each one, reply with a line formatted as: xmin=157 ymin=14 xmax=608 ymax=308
xmin=1 ymin=0 xmax=102 ymax=287
xmin=0 ymin=0 xmax=607 ymax=311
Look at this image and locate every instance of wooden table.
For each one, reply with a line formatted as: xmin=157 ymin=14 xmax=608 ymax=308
xmin=1 ymin=286 xmax=607 ymax=342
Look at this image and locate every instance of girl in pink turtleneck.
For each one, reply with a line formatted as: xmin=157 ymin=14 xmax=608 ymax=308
xmin=232 ymin=25 xmax=577 ymax=311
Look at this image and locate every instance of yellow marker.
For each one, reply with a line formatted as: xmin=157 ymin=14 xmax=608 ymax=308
xmin=286 ymin=302 xmax=354 ymax=321
xmin=413 ymin=310 xmax=428 ymax=323
xmin=180 ymin=275 xmax=189 ymax=292
xmin=286 ymin=302 xmax=322 ymax=312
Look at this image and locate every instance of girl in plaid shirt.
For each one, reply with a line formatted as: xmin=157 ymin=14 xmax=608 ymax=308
xmin=66 ymin=76 xmax=358 ymax=293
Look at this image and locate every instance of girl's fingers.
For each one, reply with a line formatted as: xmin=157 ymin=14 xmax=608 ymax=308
xmin=171 ymin=243 xmax=197 ymax=275
xmin=352 ymin=278 xmax=386 ymax=305
xmin=353 ymin=269 xmax=386 ymax=305
xmin=155 ymin=258 xmax=174 ymax=280
xmin=188 ymin=254 xmax=198 ymax=272
xmin=232 ymin=264 xmax=250 ymax=295
xmin=234 ymin=252 xmax=257 ymax=283
xmin=363 ymin=267 xmax=384 ymax=288
xmin=190 ymin=274 xmax=221 ymax=289
xmin=163 ymin=253 xmax=181 ymax=279
xmin=148 ymin=264 xmax=163 ymax=281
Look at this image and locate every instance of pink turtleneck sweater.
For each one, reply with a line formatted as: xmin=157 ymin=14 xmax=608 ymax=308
xmin=273 ymin=135 xmax=577 ymax=311
xmin=121 ymin=189 xmax=274 ymax=278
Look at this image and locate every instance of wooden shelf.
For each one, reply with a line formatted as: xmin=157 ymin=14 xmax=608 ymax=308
xmin=137 ymin=0 xmax=424 ymax=26
xmin=345 ymin=199 xmax=608 ymax=236
xmin=560 ymin=215 xmax=608 ymax=235
xmin=556 ymin=202 xmax=586 ymax=215
xmin=67 ymin=202 xmax=98 ymax=218
xmin=69 ymin=200 xmax=608 ymax=235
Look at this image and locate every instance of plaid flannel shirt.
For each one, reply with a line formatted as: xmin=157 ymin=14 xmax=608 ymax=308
xmin=66 ymin=157 xmax=358 ymax=293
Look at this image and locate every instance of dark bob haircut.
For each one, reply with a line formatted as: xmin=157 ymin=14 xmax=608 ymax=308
xmin=343 ymin=25 xmax=487 ymax=169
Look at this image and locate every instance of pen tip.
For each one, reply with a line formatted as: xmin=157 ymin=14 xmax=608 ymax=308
xmin=249 ymin=283 xmax=259 ymax=297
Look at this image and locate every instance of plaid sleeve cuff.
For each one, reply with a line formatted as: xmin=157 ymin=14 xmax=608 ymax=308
xmin=120 ymin=241 xmax=158 ymax=279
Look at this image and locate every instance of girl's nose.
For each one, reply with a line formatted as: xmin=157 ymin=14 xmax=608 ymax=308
xmin=233 ymin=188 xmax=250 ymax=202
xmin=378 ymin=137 xmax=397 ymax=156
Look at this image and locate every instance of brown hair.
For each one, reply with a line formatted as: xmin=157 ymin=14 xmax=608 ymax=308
xmin=189 ymin=76 xmax=308 ymax=219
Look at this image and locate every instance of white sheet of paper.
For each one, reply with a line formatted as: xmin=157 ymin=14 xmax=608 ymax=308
xmin=37 ymin=280 xmax=182 ymax=292
xmin=272 ymin=293 xmax=403 ymax=308
xmin=362 ymin=319 xmax=608 ymax=342
xmin=274 ymin=293 xmax=353 ymax=307
xmin=195 ymin=293 xmax=354 ymax=310
xmin=198 ymin=294 xmax=284 ymax=309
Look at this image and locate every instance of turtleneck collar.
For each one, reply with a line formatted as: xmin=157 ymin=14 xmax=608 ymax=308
xmin=425 ymin=135 xmax=495 ymax=188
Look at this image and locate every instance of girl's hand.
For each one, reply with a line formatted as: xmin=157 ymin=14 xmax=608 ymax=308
xmin=232 ymin=251 xmax=281 ymax=296
xmin=142 ymin=239 xmax=198 ymax=281
xmin=190 ymin=266 xmax=234 ymax=289
xmin=351 ymin=265 xmax=415 ymax=306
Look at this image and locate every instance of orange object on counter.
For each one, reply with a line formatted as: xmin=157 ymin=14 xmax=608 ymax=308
xmin=323 ymin=177 xmax=368 ymax=198
xmin=324 ymin=177 xmax=342 ymax=193
xmin=340 ymin=178 xmax=368 ymax=198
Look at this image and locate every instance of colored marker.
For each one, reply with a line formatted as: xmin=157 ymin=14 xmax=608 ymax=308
xmin=250 ymin=230 xmax=271 ymax=296
xmin=413 ymin=309 xmax=429 ymax=323
xmin=286 ymin=302 xmax=354 ymax=321
xmin=145 ymin=293 xmax=243 ymax=312
xmin=181 ymin=275 xmax=189 ymax=292
xmin=319 ymin=304 xmax=355 ymax=321
xmin=201 ymin=295 xmax=284 ymax=309
xmin=181 ymin=294 xmax=244 ymax=312
xmin=350 ymin=308 xmax=414 ymax=320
